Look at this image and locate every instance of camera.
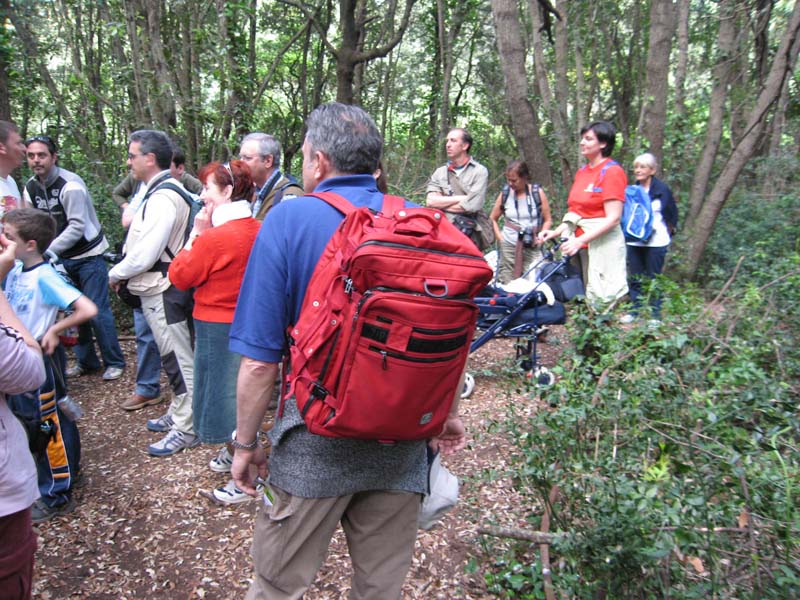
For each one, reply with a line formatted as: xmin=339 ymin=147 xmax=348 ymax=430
xmin=521 ymin=227 xmax=535 ymax=248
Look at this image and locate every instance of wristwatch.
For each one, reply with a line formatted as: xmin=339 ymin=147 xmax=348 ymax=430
xmin=231 ymin=429 xmax=259 ymax=450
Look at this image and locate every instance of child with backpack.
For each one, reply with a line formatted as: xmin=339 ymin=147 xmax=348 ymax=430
xmin=620 ymin=153 xmax=678 ymax=324
xmin=1 ymin=208 xmax=97 ymax=522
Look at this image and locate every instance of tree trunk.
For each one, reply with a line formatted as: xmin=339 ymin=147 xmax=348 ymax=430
xmin=672 ymin=0 xmax=690 ymax=126
xmin=490 ymin=0 xmax=554 ymax=191
xmin=685 ymin=0 xmax=737 ymax=228
xmin=332 ymin=0 xmax=416 ymax=104
xmin=435 ymin=0 xmax=454 ymax=155
xmin=217 ymin=0 xmax=245 ymax=149
xmin=554 ymin=0 xmax=569 ymax=135
xmin=122 ymin=0 xmax=151 ymax=125
xmin=684 ymin=0 xmax=800 ymax=278
xmin=0 ymin=0 xmax=11 ymax=120
xmin=178 ymin=9 xmax=198 ymax=168
xmin=336 ymin=0 xmax=359 ymax=104
xmin=529 ymin=0 xmax=572 ymax=184
xmin=637 ymin=0 xmax=677 ymax=165
xmin=142 ymin=0 xmax=177 ymax=129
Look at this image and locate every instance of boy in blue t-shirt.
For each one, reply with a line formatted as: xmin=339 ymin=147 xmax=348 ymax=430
xmin=2 ymin=208 xmax=97 ymax=522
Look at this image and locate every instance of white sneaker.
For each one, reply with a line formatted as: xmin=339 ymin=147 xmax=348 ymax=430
xmin=147 ymin=429 xmax=200 ymax=457
xmin=212 ymin=479 xmax=252 ymax=504
xmin=209 ymin=446 xmax=233 ymax=473
xmin=619 ymin=313 xmax=636 ymax=324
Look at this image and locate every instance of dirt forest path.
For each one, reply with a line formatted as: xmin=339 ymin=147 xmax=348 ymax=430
xmin=31 ymin=332 xmax=563 ymax=599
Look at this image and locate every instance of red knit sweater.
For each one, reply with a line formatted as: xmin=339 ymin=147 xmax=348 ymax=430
xmin=169 ymin=217 xmax=261 ymax=323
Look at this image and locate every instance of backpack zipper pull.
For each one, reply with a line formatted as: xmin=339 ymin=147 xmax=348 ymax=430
xmin=380 ymin=350 xmax=388 ymax=370
xmin=344 ymin=277 xmax=353 ymax=296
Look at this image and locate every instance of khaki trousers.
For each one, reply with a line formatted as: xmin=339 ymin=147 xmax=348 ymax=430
xmin=246 ymin=486 xmax=420 ymax=600
xmin=140 ymin=287 xmax=194 ymax=434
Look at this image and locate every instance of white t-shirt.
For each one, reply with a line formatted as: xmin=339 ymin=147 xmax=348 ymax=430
xmin=0 ymin=174 xmax=21 ymax=229
xmin=3 ymin=261 xmax=82 ymax=341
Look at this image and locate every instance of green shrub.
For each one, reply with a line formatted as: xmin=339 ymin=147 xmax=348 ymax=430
xmin=480 ymin=262 xmax=800 ymax=597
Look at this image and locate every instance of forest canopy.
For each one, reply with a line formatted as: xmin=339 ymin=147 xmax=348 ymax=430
xmin=1 ymin=0 xmax=799 ymax=276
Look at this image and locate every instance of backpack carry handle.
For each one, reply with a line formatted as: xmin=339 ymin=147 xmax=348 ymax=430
xmin=423 ymin=279 xmax=449 ymax=298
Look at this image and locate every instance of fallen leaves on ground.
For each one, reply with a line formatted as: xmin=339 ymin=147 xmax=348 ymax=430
xmin=33 ymin=330 xmax=565 ymax=599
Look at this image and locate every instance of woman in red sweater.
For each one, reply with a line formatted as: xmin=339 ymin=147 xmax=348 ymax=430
xmin=169 ymin=160 xmax=260 ymax=503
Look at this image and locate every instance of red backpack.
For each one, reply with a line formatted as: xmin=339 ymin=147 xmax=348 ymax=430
xmin=284 ymin=191 xmax=493 ymax=442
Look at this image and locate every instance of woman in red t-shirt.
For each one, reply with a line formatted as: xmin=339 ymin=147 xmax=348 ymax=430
xmin=540 ymin=121 xmax=628 ymax=306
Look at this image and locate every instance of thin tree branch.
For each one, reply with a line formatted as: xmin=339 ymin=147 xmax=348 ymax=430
xmin=276 ymin=0 xmax=339 ymax=57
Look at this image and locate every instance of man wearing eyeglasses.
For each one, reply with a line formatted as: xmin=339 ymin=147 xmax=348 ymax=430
xmin=238 ymin=133 xmax=304 ymax=220
xmin=108 ymin=130 xmax=198 ymax=457
xmin=22 ymin=134 xmax=126 ymax=383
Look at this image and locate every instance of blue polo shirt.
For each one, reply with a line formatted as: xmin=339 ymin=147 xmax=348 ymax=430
xmin=230 ymin=174 xmax=409 ymax=363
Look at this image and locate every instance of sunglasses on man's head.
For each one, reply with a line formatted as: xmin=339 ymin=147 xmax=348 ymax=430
xmin=25 ymin=135 xmax=58 ymax=154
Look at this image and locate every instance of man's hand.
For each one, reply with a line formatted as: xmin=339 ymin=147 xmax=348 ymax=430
xmin=430 ymin=416 xmax=466 ymax=456
xmin=109 ymin=277 xmax=121 ymax=293
xmin=0 ymin=234 xmax=17 ymax=280
xmin=231 ymin=446 xmax=268 ymax=497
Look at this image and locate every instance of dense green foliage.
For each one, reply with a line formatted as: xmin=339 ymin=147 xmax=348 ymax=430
xmin=477 ymin=180 xmax=800 ymax=596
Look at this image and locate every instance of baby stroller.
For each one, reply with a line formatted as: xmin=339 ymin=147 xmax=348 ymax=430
xmin=462 ymin=242 xmax=584 ymax=397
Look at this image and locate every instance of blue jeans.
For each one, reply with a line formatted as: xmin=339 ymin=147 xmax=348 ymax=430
xmin=626 ymin=244 xmax=669 ymax=318
xmin=7 ymin=355 xmax=81 ymax=508
xmin=134 ymin=307 xmax=162 ymax=398
xmin=62 ymin=254 xmax=125 ymax=370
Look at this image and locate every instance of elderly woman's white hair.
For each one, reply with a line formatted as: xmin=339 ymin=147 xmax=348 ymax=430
xmin=633 ymin=152 xmax=658 ymax=170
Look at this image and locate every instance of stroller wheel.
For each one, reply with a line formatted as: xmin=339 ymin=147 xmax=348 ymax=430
xmin=532 ymin=367 xmax=555 ymax=388
xmin=461 ymin=373 xmax=475 ymax=399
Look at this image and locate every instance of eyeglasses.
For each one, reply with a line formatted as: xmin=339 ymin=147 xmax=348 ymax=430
xmin=25 ymin=135 xmax=57 ymax=154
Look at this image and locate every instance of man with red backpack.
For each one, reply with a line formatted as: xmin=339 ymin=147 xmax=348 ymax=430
xmin=229 ymin=103 xmax=473 ymax=598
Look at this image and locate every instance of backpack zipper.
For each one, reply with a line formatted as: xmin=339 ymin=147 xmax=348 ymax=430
xmin=353 ymin=240 xmax=487 ymax=262
xmin=368 ymin=345 xmax=459 ymax=369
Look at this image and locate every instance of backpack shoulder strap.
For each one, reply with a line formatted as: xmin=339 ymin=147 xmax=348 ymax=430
xmin=157 ymin=181 xmax=195 ymax=207
xmin=530 ymin=184 xmax=543 ymax=228
xmin=381 ymin=195 xmax=406 ymax=216
xmin=149 ymin=181 xmax=196 ymax=261
xmin=500 ymin=184 xmax=510 ymax=215
xmin=306 ymin=191 xmax=356 ymax=216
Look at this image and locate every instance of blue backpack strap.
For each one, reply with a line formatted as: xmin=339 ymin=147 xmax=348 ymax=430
xmin=593 ymin=160 xmax=619 ymax=193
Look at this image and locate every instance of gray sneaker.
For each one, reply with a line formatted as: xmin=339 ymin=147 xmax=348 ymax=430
xmin=148 ymin=429 xmax=200 ymax=457
xmin=146 ymin=413 xmax=174 ymax=433
xmin=102 ymin=366 xmax=124 ymax=380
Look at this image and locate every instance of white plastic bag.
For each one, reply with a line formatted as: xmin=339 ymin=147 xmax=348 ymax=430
xmin=419 ymin=453 xmax=459 ymax=530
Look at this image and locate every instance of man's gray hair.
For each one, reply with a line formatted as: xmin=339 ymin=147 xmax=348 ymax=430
xmin=130 ymin=130 xmax=173 ymax=170
xmin=305 ymin=103 xmax=382 ymax=175
xmin=241 ymin=132 xmax=282 ymax=169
